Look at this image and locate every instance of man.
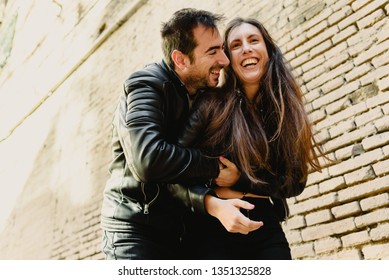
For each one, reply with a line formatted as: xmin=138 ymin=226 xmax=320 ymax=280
xmin=101 ymin=8 xmax=261 ymax=260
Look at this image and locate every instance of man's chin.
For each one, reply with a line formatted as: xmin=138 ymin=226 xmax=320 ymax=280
xmin=208 ymin=80 xmax=219 ymax=88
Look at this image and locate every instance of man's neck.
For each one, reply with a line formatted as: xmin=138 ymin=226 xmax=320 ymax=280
xmin=186 ymin=85 xmax=197 ymax=96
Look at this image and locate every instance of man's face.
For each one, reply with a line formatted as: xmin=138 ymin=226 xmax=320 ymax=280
xmin=183 ymin=25 xmax=230 ymax=94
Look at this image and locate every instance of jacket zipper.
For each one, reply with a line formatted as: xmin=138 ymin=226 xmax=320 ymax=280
xmin=141 ymin=183 xmax=160 ymax=214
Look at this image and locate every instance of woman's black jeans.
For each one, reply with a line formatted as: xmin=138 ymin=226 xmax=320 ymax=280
xmin=181 ymin=197 xmax=292 ymax=260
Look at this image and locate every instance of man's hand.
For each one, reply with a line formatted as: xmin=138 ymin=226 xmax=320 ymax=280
xmin=214 ymin=156 xmax=240 ymax=187
xmin=205 ymin=195 xmax=263 ymax=235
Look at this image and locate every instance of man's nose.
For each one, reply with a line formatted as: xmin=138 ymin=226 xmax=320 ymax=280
xmin=219 ymin=52 xmax=230 ymax=67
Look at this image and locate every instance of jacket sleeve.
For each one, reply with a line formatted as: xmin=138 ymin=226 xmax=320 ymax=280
xmin=175 ymin=96 xmax=218 ymax=215
xmin=167 ymin=183 xmax=217 ymax=215
xmin=115 ymin=71 xmax=219 ymax=185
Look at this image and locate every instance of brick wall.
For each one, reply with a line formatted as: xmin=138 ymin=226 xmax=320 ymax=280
xmin=0 ymin=0 xmax=387 ymax=260
xmin=279 ymin=0 xmax=389 ymax=259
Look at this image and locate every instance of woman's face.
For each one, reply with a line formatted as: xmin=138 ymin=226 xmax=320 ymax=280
xmin=227 ymin=23 xmax=269 ymax=89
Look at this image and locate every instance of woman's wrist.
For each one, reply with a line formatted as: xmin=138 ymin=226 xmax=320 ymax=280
xmin=204 ymin=195 xmax=221 ymax=217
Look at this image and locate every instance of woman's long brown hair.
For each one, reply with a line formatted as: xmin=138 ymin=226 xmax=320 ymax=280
xmin=199 ymin=18 xmax=323 ymax=187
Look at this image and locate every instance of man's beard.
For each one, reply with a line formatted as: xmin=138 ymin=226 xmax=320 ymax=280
xmin=186 ymin=73 xmax=212 ymax=91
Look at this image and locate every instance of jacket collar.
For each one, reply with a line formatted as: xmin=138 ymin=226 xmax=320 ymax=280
xmin=161 ymin=59 xmax=186 ymax=89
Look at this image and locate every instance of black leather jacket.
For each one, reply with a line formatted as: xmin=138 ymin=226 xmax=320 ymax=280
xmin=101 ymin=60 xmax=219 ymax=235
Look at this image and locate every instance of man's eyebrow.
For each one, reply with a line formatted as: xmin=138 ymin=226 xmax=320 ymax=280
xmin=205 ymin=45 xmax=222 ymax=53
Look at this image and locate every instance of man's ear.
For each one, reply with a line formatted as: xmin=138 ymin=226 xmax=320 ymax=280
xmin=171 ymin=50 xmax=188 ymax=71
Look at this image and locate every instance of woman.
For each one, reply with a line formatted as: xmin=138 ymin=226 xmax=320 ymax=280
xmin=179 ymin=18 xmax=323 ymax=259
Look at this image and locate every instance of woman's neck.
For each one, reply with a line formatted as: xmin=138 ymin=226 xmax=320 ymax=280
xmin=243 ymin=84 xmax=260 ymax=102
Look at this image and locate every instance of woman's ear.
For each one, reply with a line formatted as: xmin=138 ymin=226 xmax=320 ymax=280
xmin=171 ymin=50 xmax=187 ymax=71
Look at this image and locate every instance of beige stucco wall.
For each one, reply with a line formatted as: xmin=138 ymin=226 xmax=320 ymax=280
xmin=0 ymin=0 xmax=388 ymax=259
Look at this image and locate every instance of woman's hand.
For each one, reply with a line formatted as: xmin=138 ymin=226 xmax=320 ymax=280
xmin=214 ymin=156 xmax=241 ymax=187
xmin=204 ymin=195 xmax=263 ymax=235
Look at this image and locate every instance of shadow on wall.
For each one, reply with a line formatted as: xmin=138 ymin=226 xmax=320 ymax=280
xmin=0 ymin=0 xmax=147 ymax=260
xmin=0 ymin=71 xmax=110 ymax=259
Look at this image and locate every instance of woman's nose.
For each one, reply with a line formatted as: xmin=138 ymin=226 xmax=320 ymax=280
xmin=242 ymin=42 xmax=252 ymax=53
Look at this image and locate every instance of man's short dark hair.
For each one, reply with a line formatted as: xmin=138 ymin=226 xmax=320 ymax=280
xmin=161 ymin=8 xmax=224 ymax=67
